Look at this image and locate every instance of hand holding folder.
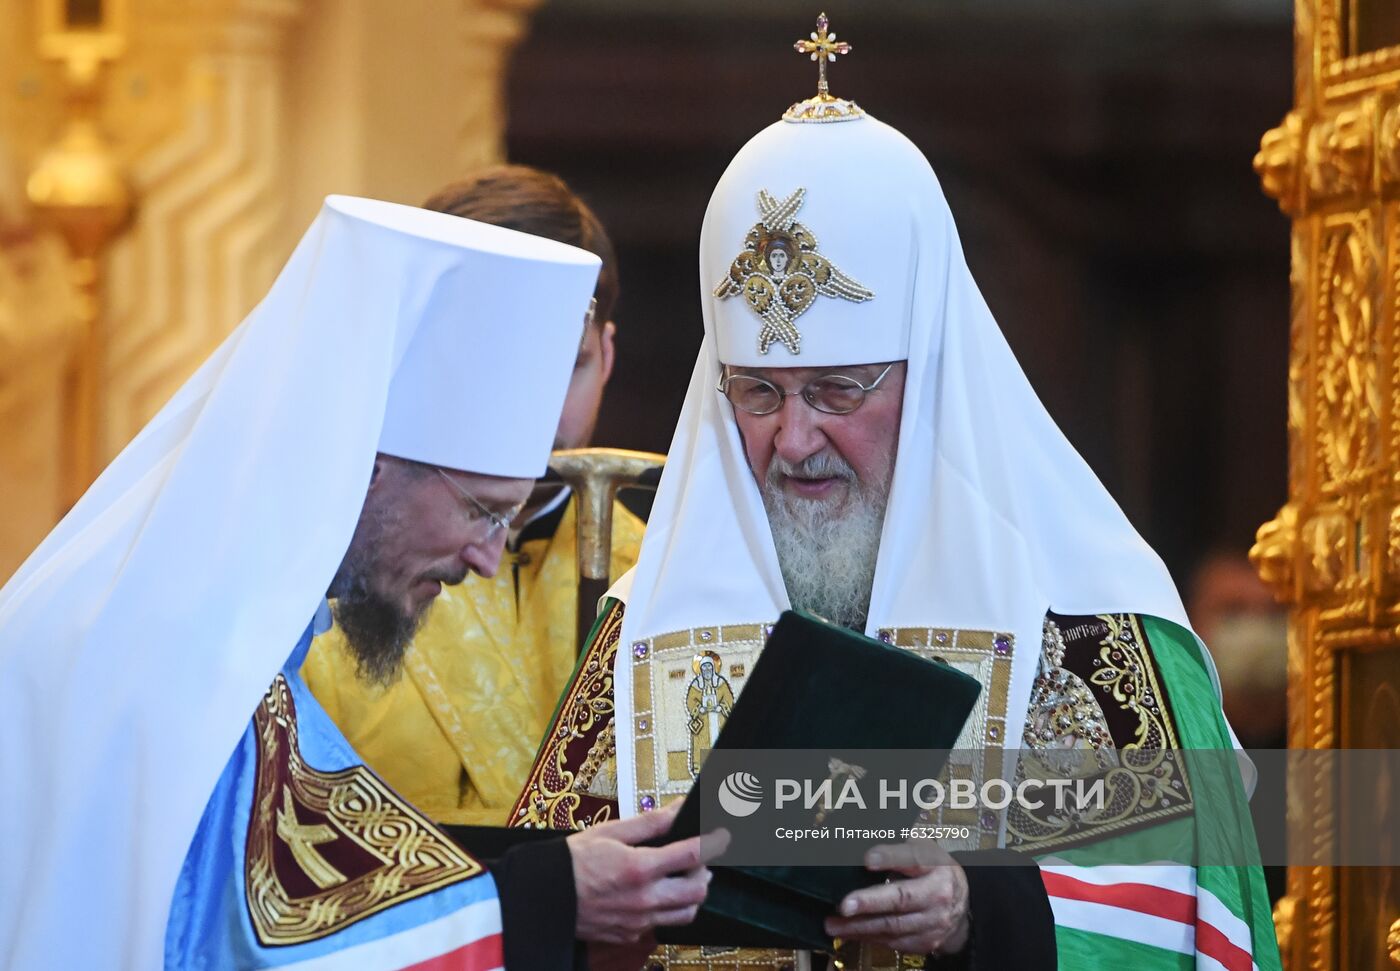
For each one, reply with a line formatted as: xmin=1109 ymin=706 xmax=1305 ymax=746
xmin=653 ymin=610 xmax=982 ymax=950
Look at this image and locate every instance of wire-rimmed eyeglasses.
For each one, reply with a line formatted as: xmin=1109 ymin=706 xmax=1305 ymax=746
xmin=435 ymin=469 xmax=525 ymax=537
xmin=716 ymin=362 xmax=896 ymax=416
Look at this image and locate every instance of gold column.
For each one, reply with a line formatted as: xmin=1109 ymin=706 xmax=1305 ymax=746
xmin=25 ymin=0 xmax=132 ymax=509
xmin=1253 ymin=0 xmax=1400 ymax=966
xmin=454 ymin=0 xmax=543 ymax=172
xmin=0 ymin=157 xmax=78 ymax=576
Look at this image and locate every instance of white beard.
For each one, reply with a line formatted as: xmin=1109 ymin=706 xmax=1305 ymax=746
xmin=760 ymin=450 xmax=890 ymax=631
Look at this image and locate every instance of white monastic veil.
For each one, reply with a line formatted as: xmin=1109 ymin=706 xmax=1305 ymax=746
xmin=614 ymin=114 xmax=1228 ymax=821
xmin=0 ymin=197 xmax=599 ymax=970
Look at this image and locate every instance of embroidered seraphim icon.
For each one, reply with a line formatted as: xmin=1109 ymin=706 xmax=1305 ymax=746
xmin=713 ymin=188 xmax=873 ymax=355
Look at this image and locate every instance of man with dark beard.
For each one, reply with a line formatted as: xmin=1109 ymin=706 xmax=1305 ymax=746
xmin=326 ymin=458 xmax=478 ymax=685
xmin=303 ymin=166 xmax=647 ymax=828
xmin=0 ymin=195 xmax=723 ymax=970
xmin=510 ymin=15 xmax=1279 ymax=971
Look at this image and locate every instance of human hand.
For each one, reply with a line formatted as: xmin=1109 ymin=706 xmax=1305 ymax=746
xmin=568 ymin=801 xmax=730 ymax=944
xmin=823 ymin=840 xmax=970 ymax=956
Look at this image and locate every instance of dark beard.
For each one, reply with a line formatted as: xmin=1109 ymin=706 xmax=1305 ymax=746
xmin=331 ymin=584 xmax=426 ymax=687
xmin=329 ymin=487 xmax=427 ymax=686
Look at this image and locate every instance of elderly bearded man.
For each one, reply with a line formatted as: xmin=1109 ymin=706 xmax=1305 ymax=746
xmin=512 ymin=20 xmax=1281 ymax=971
xmin=303 ymin=165 xmax=646 ymax=828
xmin=0 ymin=198 xmax=721 ymax=971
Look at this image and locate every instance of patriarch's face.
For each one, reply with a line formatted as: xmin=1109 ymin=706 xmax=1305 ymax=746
xmin=724 ymin=360 xmax=905 ymax=631
xmin=727 ymin=360 xmax=906 ymax=513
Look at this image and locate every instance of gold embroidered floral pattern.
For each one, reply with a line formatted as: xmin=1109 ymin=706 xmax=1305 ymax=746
xmin=510 ymin=600 xmax=625 ymax=829
xmin=1007 ymin=613 xmax=1194 ymax=852
xmin=245 ymin=675 xmax=484 ymax=946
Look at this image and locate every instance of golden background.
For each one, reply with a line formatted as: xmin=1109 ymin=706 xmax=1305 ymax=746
xmin=0 ymin=0 xmax=540 ymax=579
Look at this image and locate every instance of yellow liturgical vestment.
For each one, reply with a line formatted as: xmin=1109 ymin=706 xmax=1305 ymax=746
xmin=302 ymin=496 xmax=645 ymax=825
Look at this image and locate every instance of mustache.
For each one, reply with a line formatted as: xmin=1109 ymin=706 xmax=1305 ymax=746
xmin=420 ymin=566 xmax=468 ymax=586
xmin=767 ymin=450 xmax=858 ymax=484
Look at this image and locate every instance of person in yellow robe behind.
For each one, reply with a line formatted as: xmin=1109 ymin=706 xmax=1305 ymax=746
xmin=302 ymin=166 xmax=645 ymax=824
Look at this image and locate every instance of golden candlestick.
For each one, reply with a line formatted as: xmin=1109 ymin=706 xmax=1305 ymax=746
xmin=26 ymin=0 xmax=132 ymax=508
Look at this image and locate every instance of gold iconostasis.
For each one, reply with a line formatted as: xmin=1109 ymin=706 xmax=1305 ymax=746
xmin=1252 ymin=0 xmax=1400 ymax=963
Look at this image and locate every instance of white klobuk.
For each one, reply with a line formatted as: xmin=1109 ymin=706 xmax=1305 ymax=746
xmin=0 ymin=196 xmax=600 ymax=970
xmin=612 ymin=110 xmax=1231 ymax=843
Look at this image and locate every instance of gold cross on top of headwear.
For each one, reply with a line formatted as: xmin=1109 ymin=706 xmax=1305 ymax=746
xmin=793 ymin=12 xmax=850 ymax=99
xmin=784 ymin=13 xmax=865 ymax=123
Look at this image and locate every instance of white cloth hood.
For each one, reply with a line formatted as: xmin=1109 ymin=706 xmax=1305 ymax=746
xmin=0 ymin=195 xmax=599 ymax=969
xmin=615 ymin=112 xmax=1206 ymax=818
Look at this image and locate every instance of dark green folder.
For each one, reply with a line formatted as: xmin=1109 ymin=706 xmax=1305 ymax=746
xmin=652 ymin=609 xmax=982 ymax=950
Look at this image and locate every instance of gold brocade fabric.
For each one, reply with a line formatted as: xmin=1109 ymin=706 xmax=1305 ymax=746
xmin=246 ymin=675 xmax=484 ymax=945
xmin=302 ymin=498 xmax=645 ymax=825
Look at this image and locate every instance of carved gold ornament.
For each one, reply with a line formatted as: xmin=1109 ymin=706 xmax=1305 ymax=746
xmin=1302 ymin=510 xmax=1349 ymax=592
xmin=1272 ymin=895 xmax=1297 ymax=964
xmin=1306 ymin=105 xmax=1373 ymax=197
xmin=1317 ymin=220 xmax=1380 ymax=486
xmin=1251 ymin=503 xmax=1299 ymax=601
xmin=1255 ymin=3 xmax=1400 ymax=966
xmin=1254 ymin=112 xmax=1303 ymax=212
xmin=1288 ymin=229 xmax=1309 ymax=490
xmin=1386 ymin=506 xmax=1400 ymax=581
xmin=785 ymin=12 xmax=865 ymax=124
xmin=713 ymin=188 xmax=873 ymax=354
xmin=1381 ymin=105 xmax=1400 ymax=183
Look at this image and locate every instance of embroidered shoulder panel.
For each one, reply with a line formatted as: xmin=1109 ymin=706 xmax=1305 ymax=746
xmin=1005 ymin=612 xmax=1194 ymax=854
xmin=630 ymin=620 xmax=771 ymax=814
xmin=245 ymin=675 xmax=484 ymax=946
xmin=510 ymin=600 xmax=625 ymax=830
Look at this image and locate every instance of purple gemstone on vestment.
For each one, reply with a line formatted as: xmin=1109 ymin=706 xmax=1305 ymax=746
xmin=980 ymin=811 xmax=997 ymax=830
xmin=994 ymin=635 xmax=1011 ymax=655
xmin=633 ymin=642 xmax=648 ymax=659
xmin=640 ymin=795 xmax=656 ymax=811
